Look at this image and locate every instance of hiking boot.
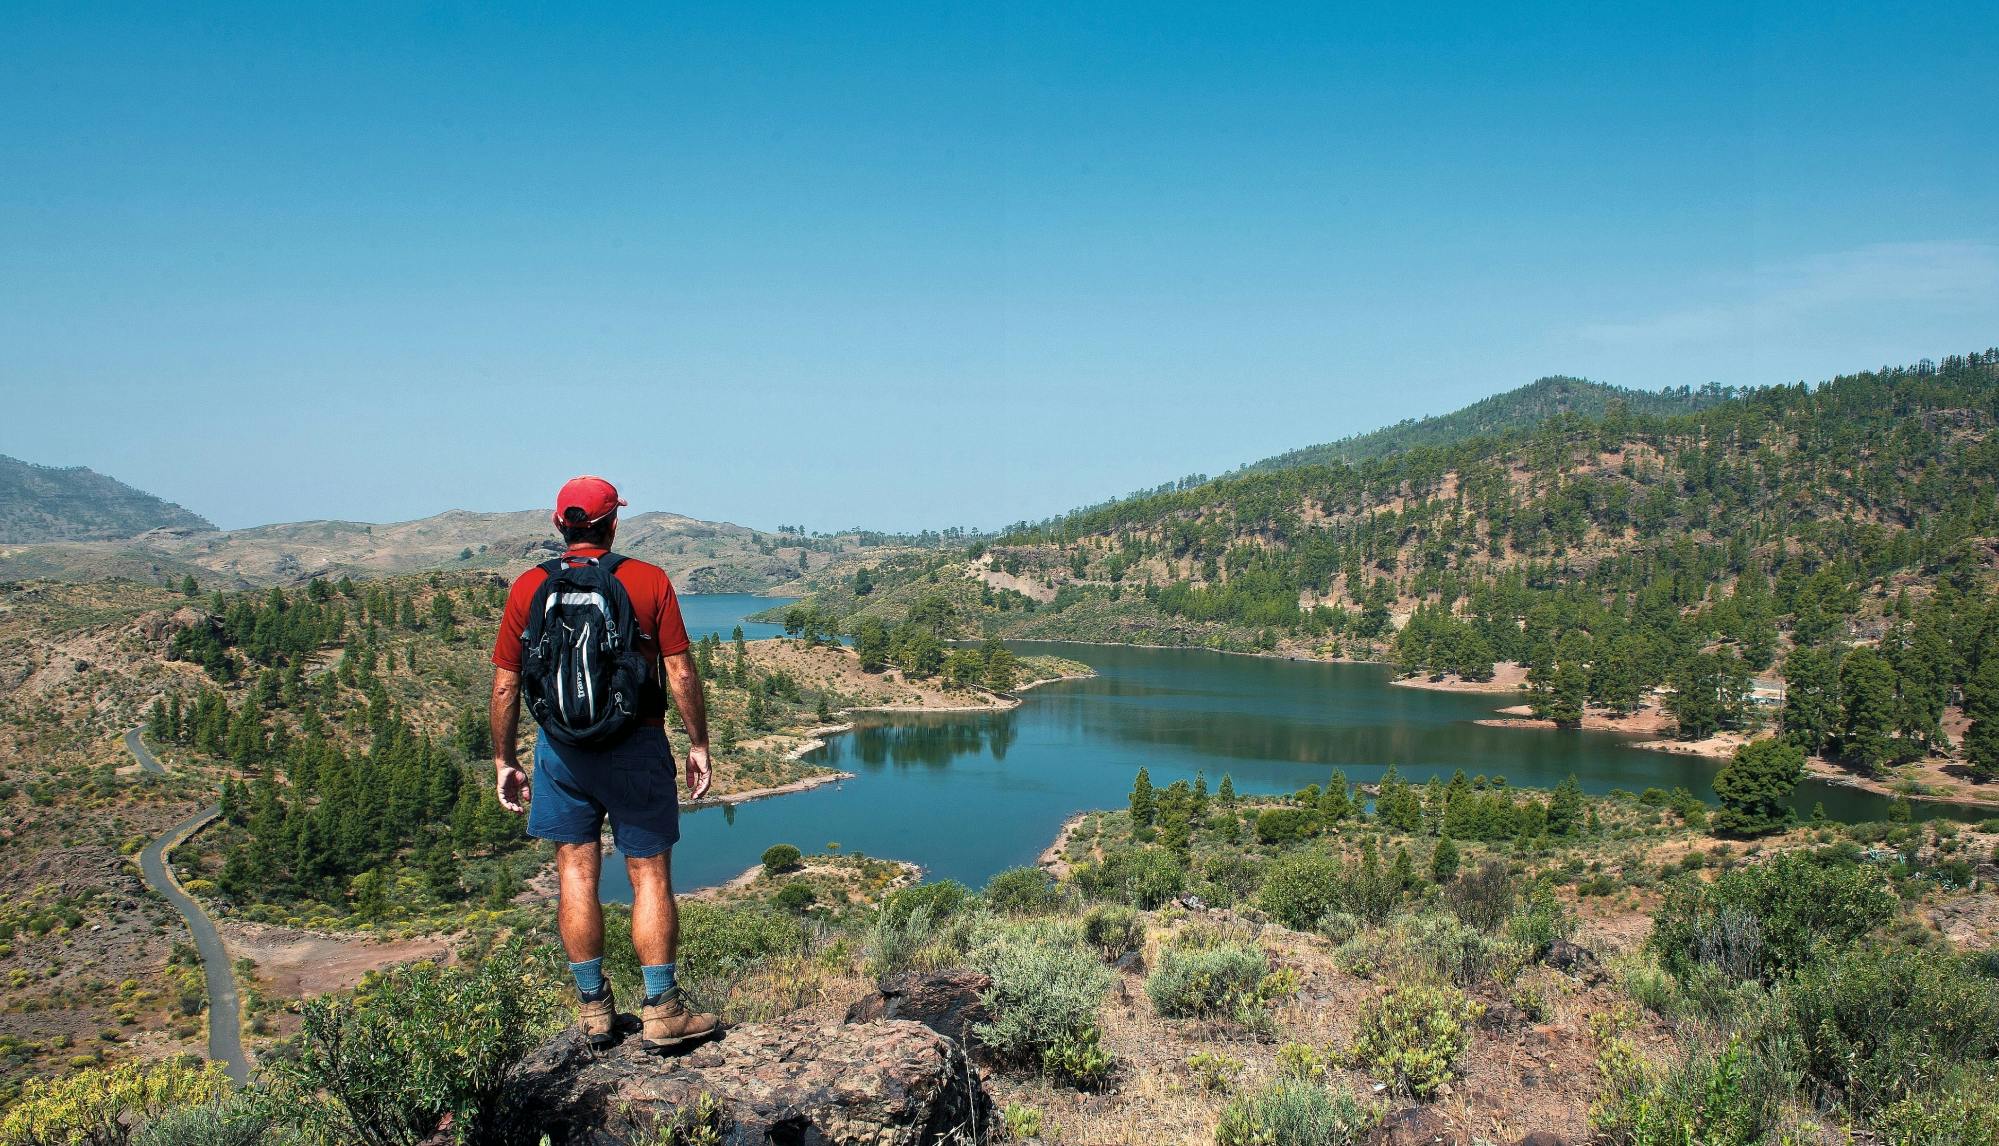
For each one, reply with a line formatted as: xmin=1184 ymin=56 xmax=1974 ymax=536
xmin=640 ymin=989 xmax=720 ymax=1053
xmin=578 ymin=985 xmax=617 ymax=1050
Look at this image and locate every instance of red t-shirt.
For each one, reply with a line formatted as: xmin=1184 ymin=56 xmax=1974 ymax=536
xmin=492 ymin=547 xmax=692 ymax=724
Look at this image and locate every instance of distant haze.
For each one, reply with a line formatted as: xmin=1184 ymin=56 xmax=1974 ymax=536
xmin=2 ymin=4 xmax=1993 ymax=532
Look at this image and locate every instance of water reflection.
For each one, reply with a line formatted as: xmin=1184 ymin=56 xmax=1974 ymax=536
xmin=602 ymin=640 xmax=1983 ymax=899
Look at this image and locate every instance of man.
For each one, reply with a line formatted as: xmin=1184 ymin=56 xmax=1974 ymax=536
xmin=490 ymin=474 xmax=720 ymax=1052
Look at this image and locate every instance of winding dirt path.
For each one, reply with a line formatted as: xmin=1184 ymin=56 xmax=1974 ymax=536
xmin=126 ymin=728 xmax=249 ymax=1085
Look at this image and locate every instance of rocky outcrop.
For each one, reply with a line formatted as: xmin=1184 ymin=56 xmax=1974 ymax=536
xmin=515 ymin=999 xmax=990 ymax=1145
xmin=844 ymin=969 xmax=992 ymax=1053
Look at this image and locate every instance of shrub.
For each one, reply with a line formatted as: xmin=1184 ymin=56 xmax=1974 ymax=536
xmin=1146 ymin=944 xmax=1270 ymax=1019
xmin=1187 ymin=1049 xmax=1245 ymax=1091
xmin=1650 ymin=850 xmax=1897 ymax=982
xmin=1041 ymin=1023 xmax=1115 ymax=1090
xmin=985 ymin=866 xmax=1062 ymax=914
xmin=1081 ymin=905 xmax=1145 ymax=962
xmin=675 ymin=901 xmax=811 ymax=985
xmin=1197 ymin=853 xmax=1265 ymax=907
xmin=1257 ymin=850 xmax=1344 ymax=931
xmin=882 ymin=879 xmax=970 ymax=924
xmin=1074 ymin=846 xmax=1185 ymax=909
xmin=1443 ymin=861 xmax=1515 ymax=932
xmin=1343 ymin=983 xmax=1483 ymax=1098
xmin=1306 ymin=911 xmax=1354 ymax=946
xmin=868 ymin=904 xmax=949 ymax=977
xmin=1256 ymin=807 xmax=1320 ymax=844
xmin=1 ymin=1060 xmax=234 ymax=1146
xmin=1872 ymin=1081 xmax=1999 ymax=1146
xmin=968 ymin=921 xmax=1116 ymax=1075
xmin=1780 ymin=946 xmax=1999 ymax=1115
xmin=262 ymin=936 xmax=565 ymax=1146
xmin=1000 ymin=1104 xmax=1044 ymax=1141
xmin=1590 ymin=1036 xmax=1776 ymax=1146
xmin=1411 ymin=913 xmax=1507 ymax=988
xmin=1506 ymin=881 xmax=1577 ymax=961
xmin=770 ymin=883 xmax=816 ymax=914
xmin=1276 ymin=1040 xmax=1327 ymax=1080
xmin=133 ymin=1100 xmax=293 ymax=1146
xmin=760 ymin=843 xmax=802 ymax=874
xmin=1214 ymin=1078 xmax=1382 ymax=1146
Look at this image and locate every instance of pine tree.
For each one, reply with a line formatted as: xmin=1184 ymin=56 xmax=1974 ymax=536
xmin=1712 ymin=738 xmax=1804 ymax=837
xmin=1217 ymin=773 xmax=1237 ymax=808
xmin=1781 ymin=645 xmax=1842 ymax=755
xmin=1129 ymin=768 xmax=1157 ymax=829
xmin=1320 ymin=771 xmax=1352 ymax=823
xmin=1430 ymin=835 xmax=1461 ymax=884
xmin=1547 ymin=775 xmax=1584 ymax=836
xmin=1838 ymin=647 xmax=1900 ymax=770
xmin=1964 ymin=653 xmax=1999 ymax=778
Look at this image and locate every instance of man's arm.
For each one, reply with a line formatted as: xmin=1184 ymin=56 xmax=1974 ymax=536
xmin=662 ymin=650 xmax=711 ymax=801
xmin=490 ymin=667 xmax=529 ymax=813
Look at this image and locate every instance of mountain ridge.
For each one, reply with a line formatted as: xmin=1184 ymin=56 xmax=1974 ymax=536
xmin=0 ymin=454 xmax=214 ymax=543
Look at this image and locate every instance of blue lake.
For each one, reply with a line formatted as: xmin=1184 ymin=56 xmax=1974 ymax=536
xmin=604 ymin=617 xmax=1975 ymax=897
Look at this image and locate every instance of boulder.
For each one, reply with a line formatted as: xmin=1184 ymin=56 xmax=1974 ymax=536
xmin=1517 ymin=1133 xmax=1565 ymax=1146
xmin=515 ymin=1012 xmax=989 ymax=1146
xmin=844 ymin=969 xmax=993 ymax=1051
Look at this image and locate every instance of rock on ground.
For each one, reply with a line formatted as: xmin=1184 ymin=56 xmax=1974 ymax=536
xmin=515 ymin=1003 xmax=990 ymax=1146
xmin=844 ymin=968 xmax=993 ymax=1054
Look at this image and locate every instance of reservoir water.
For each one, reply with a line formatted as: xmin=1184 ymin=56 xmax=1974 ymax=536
xmin=610 ymin=617 xmax=1978 ymax=898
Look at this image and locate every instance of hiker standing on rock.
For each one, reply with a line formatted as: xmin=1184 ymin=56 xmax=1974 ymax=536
xmin=489 ymin=475 xmax=721 ymax=1052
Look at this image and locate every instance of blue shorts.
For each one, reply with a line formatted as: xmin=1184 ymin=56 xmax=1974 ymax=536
xmin=528 ymin=725 xmax=681 ymax=858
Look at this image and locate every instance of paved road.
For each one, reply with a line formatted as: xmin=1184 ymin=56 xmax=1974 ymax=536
xmin=127 ymin=728 xmax=249 ymax=1085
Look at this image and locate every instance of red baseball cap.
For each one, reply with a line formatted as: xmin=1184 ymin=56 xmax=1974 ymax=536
xmin=552 ymin=475 xmax=628 ymax=526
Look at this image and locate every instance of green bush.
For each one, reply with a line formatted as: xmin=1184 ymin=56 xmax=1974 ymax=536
xmin=1214 ymin=1078 xmax=1382 ymax=1146
xmin=883 ymin=879 xmax=970 ymax=924
xmin=1074 ymin=846 xmax=1186 ymax=909
xmin=1146 ymin=943 xmax=1269 ymax=1019
xmin=1081 ymin=905 xmax=1145 ymax=962
xmin=1343 ymin=983 xmax=1482 ymax=1099
xmin=1505 ymin=881 xmax=1577 ymax=961
xmin=1256 ymin=807 xmax=1321 ymax=844
xmin=1780 ymin=946 xmax=1999 ymax=1115
xmin=676 ymin=901 xmax=811 ymax=978
xmin=1872 ymin=1080 xmax=1999 ymax=1146
xmin=1650 ymin=850 xmax=1896 ymax=982
xmin=1 ymin=1060 xmax=236 ymax=1146
xmin=134 ymin=1101 xmax=294 ymax=1146
xmin=1257 ymin=850 xmax=1343 ymax=931
xmin=1590 ymin=1037 xmax=1777 ymax=1146
xmin=1411 ymin=913 xmax=1509 ymax=988
xmin=984 ymin=866 xmax=1063 ymax=914
xmin=1197 ymin=853 xmax=1265 ymax=907
xmin=969 ymin=921 xmax=1116 ymax=1075
xmin=262 ymin=936 xmax=565 ymax=1146
xmin=1041 ymin=1023 xmax=1115 ymax=1090
xmin=760 ymin=843 xmax=802 ymax=874
xmin=770 ymin=882 xmax=816 ymax=914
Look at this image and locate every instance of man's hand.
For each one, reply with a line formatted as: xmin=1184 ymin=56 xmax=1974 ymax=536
xmin=495 ymin=760 xmax=530 ymax=814
xmin=685 ymin=744 xmax=712 ymax=802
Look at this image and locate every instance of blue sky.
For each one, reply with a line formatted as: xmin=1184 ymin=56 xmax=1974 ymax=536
xmin=3 ymin=2 xmax=1994 ymax=532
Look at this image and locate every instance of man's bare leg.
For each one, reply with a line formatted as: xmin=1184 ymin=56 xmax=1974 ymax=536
xmin=628 ymin=849 xmax=719 ymax=1050
xmin=555 ymin=841 xmax=605 ymax=963
xmin=626 ymin=851 xmax=676 ymax=972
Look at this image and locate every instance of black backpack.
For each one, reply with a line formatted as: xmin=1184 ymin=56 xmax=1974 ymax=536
xmin=518 ymin=553 xmax=658 ymax=747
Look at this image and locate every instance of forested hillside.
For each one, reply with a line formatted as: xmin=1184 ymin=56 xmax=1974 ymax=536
xmin=0 ymin=454 xmax=213 ymax=543
xmin=780 ymin=350 xmax=1999 ymax=788
xmin=1240 ymin=375 xmax=1735 ymax=472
